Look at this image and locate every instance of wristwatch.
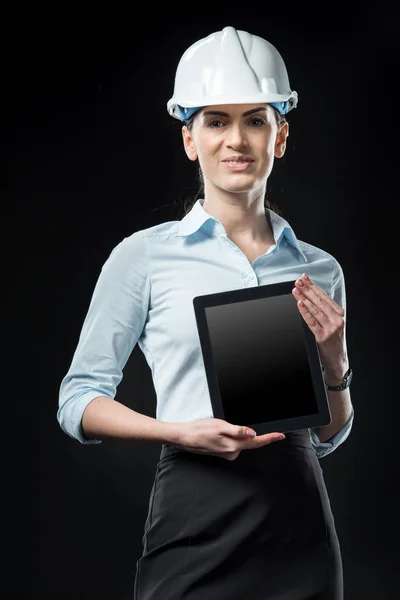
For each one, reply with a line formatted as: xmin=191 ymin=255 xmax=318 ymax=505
xmin=321 ymin=365 xmax=353 ymax=391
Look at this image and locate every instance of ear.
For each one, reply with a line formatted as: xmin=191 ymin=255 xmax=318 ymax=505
xmin=274 ymin=122 xmax=289 ymax=159
xmin=182 ymin=125 xmax=198 ymax=161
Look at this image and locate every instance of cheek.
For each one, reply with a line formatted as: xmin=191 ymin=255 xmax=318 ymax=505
xmin=197 ymin=140 xmax=221 ymax=169
xmin=261 ymin=140 xmax=276 ymax=164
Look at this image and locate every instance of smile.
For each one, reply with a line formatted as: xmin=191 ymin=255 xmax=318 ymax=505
xmin=222 ymin=161 xmax=253 ymax=171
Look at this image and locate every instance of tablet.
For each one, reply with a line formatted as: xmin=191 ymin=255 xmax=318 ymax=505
xmin=193 ymin=279 xmax=331 ymax=435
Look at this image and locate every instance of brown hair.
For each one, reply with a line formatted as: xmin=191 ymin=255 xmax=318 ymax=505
xmin=177 ymin=106 xmax=288 ymax=218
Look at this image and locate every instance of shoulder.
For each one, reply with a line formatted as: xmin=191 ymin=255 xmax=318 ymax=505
xmin=101 ymin=221 xmax=180 ymax=276
xmin=122 ymin=220 xmax=180 ymax=245
xmin=295 ymin=238 xmax=345 ymax=305
xmin=269 ymin=209 xmax=342 ymax=273
xmin=295 ymin=238 xmax=345 ymax=296
xmin=296 ymin=238 xmax=342 ymax=272
xmin=110 ymin=220 xmax=179 ymax=254
xmin=139 ymin=220 xmax=180 ymax=238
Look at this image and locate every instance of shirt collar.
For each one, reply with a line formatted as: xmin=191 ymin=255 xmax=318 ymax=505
xmin=177 ymin=198 xmax=308 ymax=262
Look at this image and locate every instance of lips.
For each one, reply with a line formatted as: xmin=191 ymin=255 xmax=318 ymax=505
xmin=222 ymin=155 xmax=254 ymax=162
xmin=222 ymin=159 xmax=253 ymax=172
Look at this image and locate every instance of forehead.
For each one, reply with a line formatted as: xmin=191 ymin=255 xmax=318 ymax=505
xmin=200 ymin=103 xmax=270 ymax=116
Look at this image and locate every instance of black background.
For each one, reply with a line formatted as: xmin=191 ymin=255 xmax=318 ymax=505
xmin=6 ymin=3 xmax=400 ymax=598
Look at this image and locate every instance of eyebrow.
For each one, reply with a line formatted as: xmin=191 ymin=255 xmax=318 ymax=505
xmin=202 ymin=107 xmax=267 ymax=118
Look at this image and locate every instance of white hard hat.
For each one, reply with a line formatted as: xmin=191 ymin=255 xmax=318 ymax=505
xmin=167 ymin=26 xmax=298 ymax=121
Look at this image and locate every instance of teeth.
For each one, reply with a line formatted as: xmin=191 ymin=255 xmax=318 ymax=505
xmin=227 ymin=160 xmax=246 ymax=164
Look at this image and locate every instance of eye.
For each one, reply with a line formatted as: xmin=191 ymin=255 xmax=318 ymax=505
xmin=248 ymin=117 xmax=267 ymax=127
xmin=205 ymin=117 xmax=267 ymax=128
xmin=206 ymin=119 xmax=225 ymax=128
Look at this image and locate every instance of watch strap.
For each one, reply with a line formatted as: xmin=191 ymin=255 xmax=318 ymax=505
xmin=322 ymin=366 xmax=353 ymax=391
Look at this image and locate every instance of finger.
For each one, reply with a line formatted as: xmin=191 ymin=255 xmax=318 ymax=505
xmin=293 ymin=282 xmax=332 ymax=322
xmin=253 ymin=432 xmax=286 ymax=444
xmin=295 ymin=297 xmax=324 ymax=332
xmin=294 ymin=287 xmax=345 ymax=335
xmin=292 ymin=283 xmax=341 ymax=330
xmin=225 ymin=427 xmax=285 ymax=444
xmin=295 ymin=274 xmax=345 ymax=317
xmin=225 ymin=425 xmax=257 ymax=438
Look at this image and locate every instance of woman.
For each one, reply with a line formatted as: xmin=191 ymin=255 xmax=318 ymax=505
xmin=58 ymin=26 xmax=354 ymax=599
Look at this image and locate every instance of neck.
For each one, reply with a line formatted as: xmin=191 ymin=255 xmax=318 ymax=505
xmin=201 ymin=189 xmax=274 ymax=243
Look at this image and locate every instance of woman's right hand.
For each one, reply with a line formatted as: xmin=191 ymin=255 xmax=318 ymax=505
xmin=174 ymin=418 xmax=286 ymax=461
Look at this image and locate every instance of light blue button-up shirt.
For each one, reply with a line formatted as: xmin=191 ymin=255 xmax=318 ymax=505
xmin=58 ymin=199 xmax=354 ymax=457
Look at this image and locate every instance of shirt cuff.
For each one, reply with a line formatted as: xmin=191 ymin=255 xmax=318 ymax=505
xmin=57 ymin=391 xmax=105 ymax=445
xmin=309 ymin=405 xmax=354 ymax=458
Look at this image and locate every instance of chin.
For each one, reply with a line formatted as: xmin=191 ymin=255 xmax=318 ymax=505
xmin=219 ymin=179 xmax=256 ymax=193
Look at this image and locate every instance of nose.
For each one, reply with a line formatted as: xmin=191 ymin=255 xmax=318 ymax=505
xmin=225 ymin=122 xmax=248 ymax=149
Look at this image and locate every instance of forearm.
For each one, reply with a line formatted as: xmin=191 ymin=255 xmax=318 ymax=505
xmin=312 ymin=366 xmax=353 ymax=443
xmin=81 ymin=396 xmax=180 ymax=444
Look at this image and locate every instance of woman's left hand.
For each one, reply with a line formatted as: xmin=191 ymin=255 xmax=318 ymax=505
xmin=292 ymin=273 xmax=348 ymax=372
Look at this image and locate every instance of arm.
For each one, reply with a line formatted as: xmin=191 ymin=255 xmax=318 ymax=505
xmin=57 ymin=231 xmax=172 ymax=445
xmin=81 ymin=395 xmax=180 ymax=444
xmin=302 ymin=260 xmax=355 ymax=457
xmin=313 ymin=365 xmax=353 ymax=442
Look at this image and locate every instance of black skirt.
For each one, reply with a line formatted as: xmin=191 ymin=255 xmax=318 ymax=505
xmin=134 ymin=429 xmax=343 ymax=600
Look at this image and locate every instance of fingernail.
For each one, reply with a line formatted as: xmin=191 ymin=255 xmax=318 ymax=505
xmin=277 ymin=435 xmax=285 ymax=441
xmin=302 ymin=273 xmax=310 ymax=282
xmin=246 ymin=429 xmax=256 ymax=438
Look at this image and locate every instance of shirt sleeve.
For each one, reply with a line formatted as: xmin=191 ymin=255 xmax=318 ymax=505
xmin=309 ymin=406 xmax=354 ymax=458
xmin=57 ymin=231 xmax=150 ymax=444
xmin=308 ymin=258 xmax=355 ymax=458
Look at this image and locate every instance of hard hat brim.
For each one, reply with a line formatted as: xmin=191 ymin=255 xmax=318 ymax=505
xmin=167 ymin=91 xmax=298 ymax=120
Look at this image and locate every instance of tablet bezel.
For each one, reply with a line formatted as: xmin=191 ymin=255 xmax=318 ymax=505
xmin=193 ymin=279 xmax=332 ymax=435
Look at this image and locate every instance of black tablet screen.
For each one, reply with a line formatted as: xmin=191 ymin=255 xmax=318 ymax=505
xmin=204 ymin=293 xmax=318 ymax=426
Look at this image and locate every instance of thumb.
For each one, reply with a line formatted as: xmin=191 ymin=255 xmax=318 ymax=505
xmin=234 ymin=425 xmax=256 ymax=438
